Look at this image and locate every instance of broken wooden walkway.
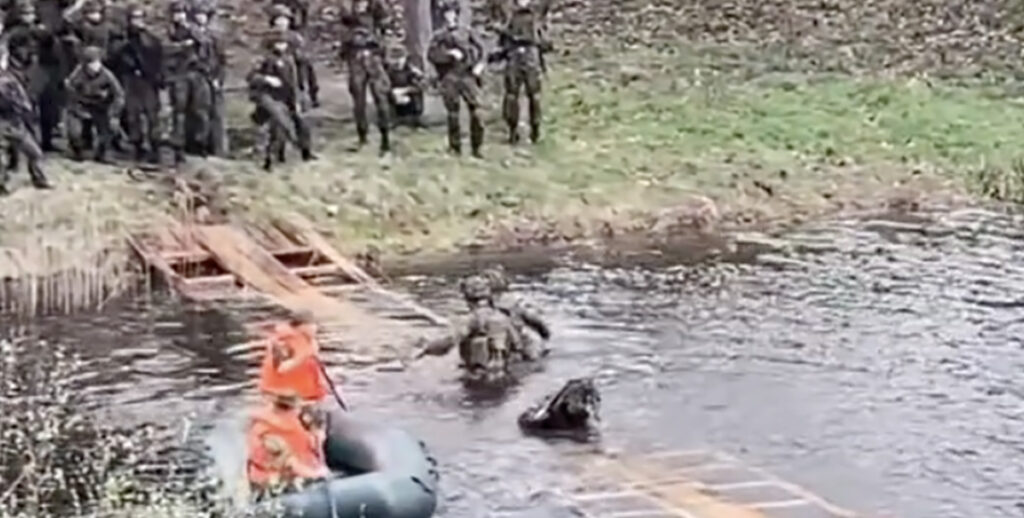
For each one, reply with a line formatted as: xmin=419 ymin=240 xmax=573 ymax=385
xmin=127 ymin=212 xmax=447 ymax=359
xmin=561 ymin=449 xmax=859 ymax=518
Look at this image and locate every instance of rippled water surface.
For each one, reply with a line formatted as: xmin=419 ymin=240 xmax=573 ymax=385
xmin=17 ymin=207 xmax=1024 ymax=518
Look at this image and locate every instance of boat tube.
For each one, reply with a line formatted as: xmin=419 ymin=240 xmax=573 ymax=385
xmin=248 ymin=408 xmax=439 ymax=518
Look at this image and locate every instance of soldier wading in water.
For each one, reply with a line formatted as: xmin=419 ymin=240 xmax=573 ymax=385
xmin=428 ymin=0 xmax=485 ymax=157
xmin=416 ymin=275 xmax=520 ymax=383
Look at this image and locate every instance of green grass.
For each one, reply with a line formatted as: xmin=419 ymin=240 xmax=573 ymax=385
xmin=5 ymin=49 xmax=1024 ymax=268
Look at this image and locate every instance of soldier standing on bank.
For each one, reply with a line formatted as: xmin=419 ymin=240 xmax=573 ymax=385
xmin=62 ymin=0 xmax=113 ymax=61
xmin=269 ymin=4 xmax=317 ymax=109
xmin=428 ymin=0 xmax=486 ymax=157
xmin=247 ymin=28 xmax=315 ymax=171
xmin=191 ymin=2 xmax=228 ymax=157
xmin=0 ymin=49 xmax=52 ymax=194
xmin=339 ymin=0 xmax=392 ymax=155
xmin=383 ymin=44 xmax=425 ymax=128
xmin=108 ymin=4 xmax=163 ymax=163
xmin=491 ymin=0 xmax=550 ymax=144
xmin=5 ymin=1 xmax=68 ymax=153
xmin=164 ymin=1 xmax=202 ymax=164
xmin=62 ymin=44 xmax=123 ymax=162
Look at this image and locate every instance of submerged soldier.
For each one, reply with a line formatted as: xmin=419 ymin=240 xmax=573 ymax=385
xmin=416 ymin=275 xmax=519 ymax=382
xmin=482 ymin=265 xmax=551 ymax=360
xmin=490 ymin=0 xmax=551 ymax=144
xmin=269 ymin=4 xmax=317 ymax=109
xmin=63 ymin=45 xmax=123 ymax=162
xmin=428 ymin=0 xmax=485 ymax=157
xmin=384 ymin=44 xmax=424 ymax=128
xmin=108 ymin=5 xmax=162 ymax=163
xmin=247 ymin=29 xmax=315 ymax=171
xmin=192 ymin=3 xmax=228 ymax=156
xmin=0 ymin=50 xmax=52 ymax=194
xmin=339 ymin=0 xmax=392 ymax=154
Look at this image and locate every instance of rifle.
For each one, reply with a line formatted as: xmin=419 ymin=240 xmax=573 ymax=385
xmin=489 ymin=28 xmax=551 ymax=73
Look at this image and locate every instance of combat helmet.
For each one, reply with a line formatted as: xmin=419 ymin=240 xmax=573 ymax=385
xmin=81 ymin=0 xmax=103 ymax=14
xmin=81 ymin=45 xmax=104 ymax=62
xmin=168 ymin=0 xmax=188 ymax=14
xmin=460 ymin=274 xmax=492 ymax=303
xmin=268 ymin=3 xmax=293 ymax=23
xmin=437 ymin=0 xmax=460 ymax=14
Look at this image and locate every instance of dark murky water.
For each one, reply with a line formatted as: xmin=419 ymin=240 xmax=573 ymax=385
xmin=13 ymin=207 xmax=1024 ymax=518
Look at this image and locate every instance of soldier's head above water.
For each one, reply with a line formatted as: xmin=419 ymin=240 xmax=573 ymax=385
xmin=481 ymin=265 xmax=509 ymax=295
xmin=82 ymin=46 xmax=103 ymax=72
xmin=269 ymin=4 xmax=292 ymax=30
xmin=459 ymin=275 xmax=492 ymax=307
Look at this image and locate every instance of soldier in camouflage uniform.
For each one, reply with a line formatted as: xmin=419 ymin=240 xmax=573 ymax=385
xmin=5 ymin=1 xmax=68 ymax=152
xmin=490 ymin=0 xmax=550 ymax=144
xmin=164 ymin=1 xmax=207 ymax=163
xmin=416 ymin=275 xmax=518 ymax=382
xmin=482 ymin=265 xmax=551 ymax=360
xmin=191 ymin=2 xmax=228 ymax=156
xmin=269 ymin=4 xmax=317 ymax=109
xmin=62 ymin=0 xmax=114 ymax=62
xmin=0 ymin=50 xmax=52 ymax=194
xmin=247 ymin=29 xmax=315 ymax=171
xmin=428 ymin=0 xmax=485 ymax=157
xmin=108 ymin=4 xmax=163 ymax=162
xmin=339 ymin=0 xmax=392 ymax=155
xmin=384 ymin=44 xmax=424 ymax=128
xmin=63 ymin=45 xmax=123 ymax=162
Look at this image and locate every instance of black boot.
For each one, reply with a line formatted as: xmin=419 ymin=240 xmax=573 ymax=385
xmin=0 ymin=183 xmax=9 ymax=196
xmin=379 ymin=129 xmax=391 ymax=156
xmin=94 ymin=145 xmax=110 ymax=164
xmin=70 ymin=146 xmax=84 ymax=162
xmin=508 ymin=126 xmax=520 ymax=145
xmin=29 ymin=163 xmax=52 ymax=190
xmin=173 ymin=149 xmax=185 ymax=165
xmin=530 ymin=123 xmax=541 ymax=144
xmin=277 ymin=148 xmax=287 ymax=163
xmin=134 ymin=145 xmax=146 ymax=162
xmin=301 ymin=147 xmax=317 ymax=161
xmin=262 ymin=153 xmax=273 ymax=171
xmin=146 ymin=147 xmax=160 ymax=164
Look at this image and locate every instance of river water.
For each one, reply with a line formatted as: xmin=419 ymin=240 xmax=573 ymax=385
xmin=12 ymin=207 xmax=1024 ymax=518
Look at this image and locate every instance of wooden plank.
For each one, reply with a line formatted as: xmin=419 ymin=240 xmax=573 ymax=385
xmin=275 ymin=212 xmax=451 ymax=327
xmin=192 ymin=224 xmax=375 ymax=323
xmin=127 ymin=233 xmax=188 ymax=293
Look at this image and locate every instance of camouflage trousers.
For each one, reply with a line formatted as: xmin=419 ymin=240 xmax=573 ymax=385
xmin=250 ymin=93 xmax=312 ymax=167
xmin=168 ymin=71 xmax=213 ymax=156
xmin=439 ymin=73 xmax=484 ymax=154
xmin=0 ymin=120 xmax=48 ymax=189
xmin=347 ymin=52 xmax=391 ymax=139
xmin=502 ymin=49 xmax=542 ymax=142
xmin=121 ymin=75 xmax=161 ymax=159
xmin=64 ymin=105 xmax=116 ymax=159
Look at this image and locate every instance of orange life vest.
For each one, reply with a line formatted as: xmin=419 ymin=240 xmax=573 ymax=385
xmin=246 ymin=406 xmax=327 ymax=488
xmin=258 ymin=323 xmax=329 ymax=401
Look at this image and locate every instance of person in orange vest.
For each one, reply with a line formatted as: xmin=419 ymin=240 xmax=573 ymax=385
xmin=259 ymin=309 xmax=332 ymax=407
xmin=246 ymin=390 xmax=330 ymax=496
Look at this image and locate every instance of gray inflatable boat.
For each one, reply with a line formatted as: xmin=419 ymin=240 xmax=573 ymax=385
xmin=248 ymin=408 xmax=439 ymax=518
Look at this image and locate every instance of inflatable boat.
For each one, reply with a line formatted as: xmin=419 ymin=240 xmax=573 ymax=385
xmin=248 ymin=408 xmax=439 ymax=518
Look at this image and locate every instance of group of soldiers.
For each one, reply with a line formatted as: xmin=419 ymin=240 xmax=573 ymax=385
xmin=0 ymin=0 xmax=229 ymax=193
xmin=0 ymin=0 xmax=553 ymax=193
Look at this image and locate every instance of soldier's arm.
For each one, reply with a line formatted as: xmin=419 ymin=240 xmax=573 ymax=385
xmin=519 ymin=305 xmax=552 ymax=340
xmin=427 ymin=35 xmax=452 ymax=66
xmin=104 ymin=69 xmax=125 ymax=114
xmin=467 ymin=30 xmax=485 ymax=65
xmin=408 ymin=64 xmax=426 ymax=89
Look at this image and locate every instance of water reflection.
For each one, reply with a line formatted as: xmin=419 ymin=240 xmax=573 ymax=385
xmin=7 ymin=207 xmax=1024 ymax=517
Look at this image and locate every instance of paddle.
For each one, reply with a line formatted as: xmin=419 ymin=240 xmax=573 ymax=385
xmin=318 ymin=361 xmax=348 ymax=411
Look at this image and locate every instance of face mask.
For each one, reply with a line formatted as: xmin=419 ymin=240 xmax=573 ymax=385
xmin=87 ymin=62 xmax=102 ymax=73
xmin=273 ymin=17 xmax=289 ymax=30
xmin=86 ymin=13 xmax=102 ymax=22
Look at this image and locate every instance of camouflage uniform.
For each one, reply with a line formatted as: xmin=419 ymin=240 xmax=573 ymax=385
xmin=493 ymin=0 xmax=549 ymax=144
xmin=340 ymin=0 xmax=392 ymax=154
xmin=418 ymin=275 xmax=518 ymax=381
xmin=192 ymin=4 xmax=228 ymax=157
xmin=247 ymin=30 xmax=314 ymax=171
xmin=164 ymin=2 xmax=215 ymax=162
xmin=269 ymin=4 xmax=318 ymax=108
xmin=4 ymin=3 xmax=65 ymax=151
xmin=384 ymin=44 xmax=425 ymax=127
xmin=63 ymin=45 xmax=124 ymax=161
xmin=482 ymin=266 xmax=551 ymax=360
xmin=108 ymin=6 xmax=163 ymax=162
xmin=63 ymin=0 xmax=114 ymax=63
xmin=0 ymin=66 xmax=51 ymax=193
xmin=427 ymin=0 xmax=485 ymax=156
